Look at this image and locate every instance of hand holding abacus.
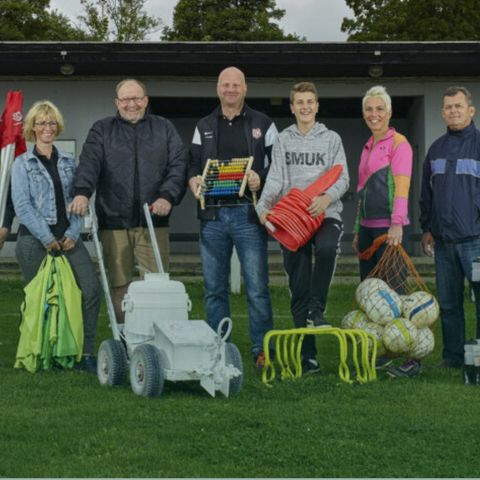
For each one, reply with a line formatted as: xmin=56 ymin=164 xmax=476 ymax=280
xmin=189 ymin=175 xmax=204 ymax=199
xmin=246 ymin=170 xmax=261 ymax=192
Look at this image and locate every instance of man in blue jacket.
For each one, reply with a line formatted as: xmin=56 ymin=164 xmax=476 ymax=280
xmin=188 ymin=67 xmax=277 ymax=367
xmin=420 ymin=86 xmax=480 ymax=368
xmin=69 ymin=79 xmax=187 ymax=324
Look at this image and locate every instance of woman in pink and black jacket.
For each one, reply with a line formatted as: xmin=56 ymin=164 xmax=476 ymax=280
xmin=353 ymin=86 xmax=419 ymax=378
xmin=352 ymin=85 xmax=413 ymax=282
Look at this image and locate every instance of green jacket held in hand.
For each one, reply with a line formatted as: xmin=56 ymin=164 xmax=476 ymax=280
xmin=15 ymin=254 xmax=83 ymax=372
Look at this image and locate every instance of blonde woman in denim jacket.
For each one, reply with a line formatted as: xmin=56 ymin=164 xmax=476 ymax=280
xmin=11 ymin=100 xmax=100 ymax=373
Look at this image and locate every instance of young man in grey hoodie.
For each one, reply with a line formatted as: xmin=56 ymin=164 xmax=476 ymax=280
xmin=256 ymin=82 xmax=349 ymax=374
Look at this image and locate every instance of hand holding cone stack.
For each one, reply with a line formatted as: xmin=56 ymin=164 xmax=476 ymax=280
xmin=264 ymin=164 xmax=343 ymax=251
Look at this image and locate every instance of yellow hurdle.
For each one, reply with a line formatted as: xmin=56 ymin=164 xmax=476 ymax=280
xmin=262 ymin=327 xmax=377 ymax=386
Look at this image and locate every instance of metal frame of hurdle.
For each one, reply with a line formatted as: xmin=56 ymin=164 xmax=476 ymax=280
xmin=198 ymin=156 xmax=256 ymax=210
xmin=261 ymin=327 xmax=378 ymax=385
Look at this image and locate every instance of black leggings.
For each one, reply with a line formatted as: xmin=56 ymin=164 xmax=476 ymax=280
xmin=357 ymin=225 xmax=409 ymax=294
xmin=282 ymin=218 xmax=343 ymax=359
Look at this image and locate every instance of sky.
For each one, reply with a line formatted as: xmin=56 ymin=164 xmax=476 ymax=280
xmin=49 ymin=0 xmax=353 ymax=41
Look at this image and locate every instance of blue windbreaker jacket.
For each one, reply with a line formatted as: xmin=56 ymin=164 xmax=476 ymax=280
xmin=420 ymin=122 xmax=480 ymax=242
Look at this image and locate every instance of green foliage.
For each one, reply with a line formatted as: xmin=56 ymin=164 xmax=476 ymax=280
xmin=342 ymin=0 xmax=480 ymax=41
xmin=78 ymin=0 xmax=161 ymax=41
xmin=162 ymin=0 xmax=302 ymax=41
xmin=0 ymin=0 xmax=88 ymax=40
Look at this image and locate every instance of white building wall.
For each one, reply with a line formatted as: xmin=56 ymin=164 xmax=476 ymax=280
xmin=1 ymin=76 xmax=479 ymax=255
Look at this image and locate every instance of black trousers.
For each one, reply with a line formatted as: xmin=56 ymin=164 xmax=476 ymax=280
xmin=282 ymin=218 xmax=343 ymax=359
xmin=357 ymin=225 xmax=409 ymax=294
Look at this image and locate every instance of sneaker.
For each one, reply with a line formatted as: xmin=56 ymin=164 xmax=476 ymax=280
xmin=375 ymin=357 xmax=394 ymax=370
xmin=386 ymin=359 xmax=421 ymax=378
xmin=306 ymin=311 xmax=331 ymax=329
xmin=74 ymin=355 xmax=97 ymax=374
xmin=301 ymin=357 xmax=321 ymax=375
xmin=255 ymin=351 xmax=266 ymax=370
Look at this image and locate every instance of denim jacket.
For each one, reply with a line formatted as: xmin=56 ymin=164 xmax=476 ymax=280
xmin=11 ymin=147 xmax=83 ymax=247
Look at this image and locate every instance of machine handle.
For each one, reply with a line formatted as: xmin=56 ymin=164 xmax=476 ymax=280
xmin=87 ymin=206 xmax=122 ymax=341
xmin=143 ymin=202 xmax=165 ymax=274
xmin=217 ymin=317 xmax=233 ymax=342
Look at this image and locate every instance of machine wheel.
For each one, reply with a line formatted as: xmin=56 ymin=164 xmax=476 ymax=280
xmin=130 ymin=344 xmax=165 ymax=397
xmin=97 ymin=339 xmax=127 ymax=386
xmin=225 ymin=342 xmax=243 ymax=396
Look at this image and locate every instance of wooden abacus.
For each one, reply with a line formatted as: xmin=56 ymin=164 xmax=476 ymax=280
xmin=196 ymin=156 xmax=256 ymax=210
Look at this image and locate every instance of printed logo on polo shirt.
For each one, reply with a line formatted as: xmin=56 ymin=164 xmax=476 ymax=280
xmin=252 ymin=128 xmax=262 ymax=139
xmin=204 ymin=130 xmax=214 ymax=139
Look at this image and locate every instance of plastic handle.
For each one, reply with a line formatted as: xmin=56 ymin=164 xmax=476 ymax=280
xmin=265 ymin=220 xmax=276 ymax=233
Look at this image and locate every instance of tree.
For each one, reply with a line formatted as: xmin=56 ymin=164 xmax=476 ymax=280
xmin=0 ymin=0 xmax=87 ymax=40
xmin=162 ymin=0 xmax=302 ymax=41
xmin=77 ymin=0 xmax=161 ymax=41
xmin=342 ymin=0 xmax=480 ymax=41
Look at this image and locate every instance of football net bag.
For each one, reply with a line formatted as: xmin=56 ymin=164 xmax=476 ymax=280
xmin=342 ymin=234 xmax=438 ymax=359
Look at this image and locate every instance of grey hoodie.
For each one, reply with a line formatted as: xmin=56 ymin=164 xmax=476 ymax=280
xmin=256 ymin=122 xmax=349 ymax=222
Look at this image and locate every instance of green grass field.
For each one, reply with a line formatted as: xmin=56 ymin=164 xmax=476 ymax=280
xmin=1 ymin=279 xmax=480 ymax=478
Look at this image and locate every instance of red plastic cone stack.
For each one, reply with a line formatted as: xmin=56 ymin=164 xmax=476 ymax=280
xmin=265 ymin=165 xmax=343 ymax=251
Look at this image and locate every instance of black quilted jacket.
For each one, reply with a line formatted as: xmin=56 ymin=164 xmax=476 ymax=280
xmin=74 ymin=114 xmax=187 ymax=229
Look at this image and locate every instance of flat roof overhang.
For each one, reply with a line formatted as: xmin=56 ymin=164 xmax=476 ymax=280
xmin=0 ymin=41 xmax=480 ymax=78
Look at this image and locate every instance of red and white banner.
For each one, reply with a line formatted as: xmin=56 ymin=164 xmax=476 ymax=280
xmin=0 ymin=90 xmax=27 ymax=224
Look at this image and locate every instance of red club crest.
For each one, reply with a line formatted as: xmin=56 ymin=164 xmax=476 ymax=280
xmin=252 ymin=128 xmax=262 ymax=139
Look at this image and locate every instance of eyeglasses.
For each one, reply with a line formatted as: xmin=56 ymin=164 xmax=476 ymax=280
xmin=35 ymin=121 xmax=58 ymax=128
xmin=116 ymin=96 xmax=145 ymax=105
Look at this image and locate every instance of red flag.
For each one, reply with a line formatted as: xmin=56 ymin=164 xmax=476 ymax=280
xmin=0 ymin=90 xmax=27 ymax=225
xmin=0 ymin=90 xmax=27 ymax=156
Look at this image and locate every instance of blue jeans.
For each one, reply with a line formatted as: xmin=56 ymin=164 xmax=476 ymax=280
xmin=200 ymin=206 xmax=273 ymax=356
xmin=434 ymin=239 xmax=480 ymax=365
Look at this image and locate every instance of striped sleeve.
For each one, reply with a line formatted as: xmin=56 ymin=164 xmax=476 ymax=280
xmin=191 ymin=126 xmax=202 ymax=146
xmin=188 ymin=125 xmax=203 ymax=179
xmin=265 ymin=122 xmax=278 ymax=148
xmin=390 ymin=133 xmax=413 ymax=225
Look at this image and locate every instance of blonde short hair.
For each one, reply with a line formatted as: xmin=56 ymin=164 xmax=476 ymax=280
xmin=23 ymin=100 xmax=65 ymax=142
xmin=362 ymin=85 xmax=392 ymax=113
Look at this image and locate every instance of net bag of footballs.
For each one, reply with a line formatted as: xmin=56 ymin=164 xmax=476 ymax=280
xmin=341 ymin=234 xmax=438 ymax=360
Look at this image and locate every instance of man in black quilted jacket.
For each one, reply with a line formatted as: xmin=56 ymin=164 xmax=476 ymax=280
xmin=69 ymin=79 xmax=187 ymax=323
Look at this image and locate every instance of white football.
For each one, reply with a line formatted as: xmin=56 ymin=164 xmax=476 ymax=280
xmin=402 ymin=291 xmax=439 ymax=328
xmin=382 ymin=317 xmax=418 ymax=354
xmin=355 ymin=278 xmax=389 ymax=305
xmin=357 ymin=278 xmax=402 ymax=325
xmin=341 ymin=310 xmax=368 ymax=330
xmin=362 ymin=322 xmax=386 ymax=356
xmin=409 ymin=327 xmax=435 ymax=359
